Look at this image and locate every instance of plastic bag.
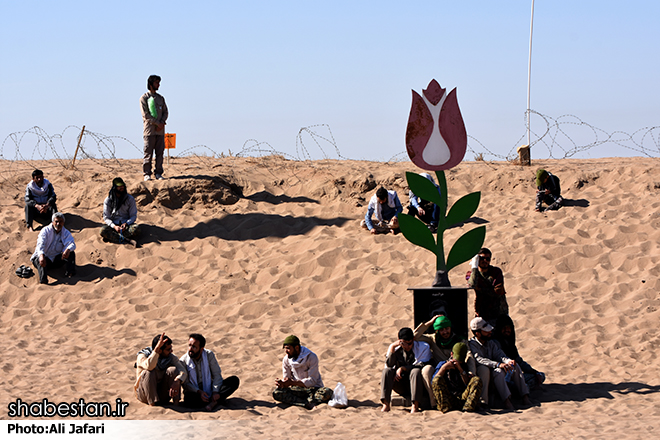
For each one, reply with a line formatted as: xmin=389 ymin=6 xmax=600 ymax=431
xmin=148 ymin=97 xmax=158 ymax=118
xmin=328 ymin=382 xmax=348 ymax=408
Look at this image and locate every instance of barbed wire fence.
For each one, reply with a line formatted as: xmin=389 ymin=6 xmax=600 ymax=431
xmin=0 ymin=123 xmax=349 ymax=189
xmin=2 ymin=113 xmax=659 ymax=172
xmin=466 ymin=110 xmax=660 ymax=162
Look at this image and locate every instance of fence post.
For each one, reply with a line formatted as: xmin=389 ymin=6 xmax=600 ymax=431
xmin=71 ymin=125 xmax=85 ymax=169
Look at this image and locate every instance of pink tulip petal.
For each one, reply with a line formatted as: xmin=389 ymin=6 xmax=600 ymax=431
xmin=438 ymin=88 xmax=467 ymax=170
xmin=405 ymin=90 xmax=434 ymax=168
xmin=422 ymin=79 xmax=446 ymax=106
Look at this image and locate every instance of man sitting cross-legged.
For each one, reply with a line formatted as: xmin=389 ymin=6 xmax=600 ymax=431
xmin=179 ymin=333 xmax=240 ymax=411
xmin=273 ymin=335 xmax=334 ymax=409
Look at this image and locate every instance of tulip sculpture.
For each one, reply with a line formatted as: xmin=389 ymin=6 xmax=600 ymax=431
xmin=400 ymin=79 xmax=485 ymax=281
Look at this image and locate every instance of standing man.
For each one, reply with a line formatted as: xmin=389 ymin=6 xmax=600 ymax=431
xmin=179 ymin=333 xmax=240 ymax=411
xmin=380 ymin=327 xmax=432 ymax=413
xmin=135 ymin=333 xmax=187 ymax=406
xmin=468 ymin=318 xmax=531 ymax=410
xmin=101 ymin=177 xmax=140 ymax=246
xmin=469 ymin=247 xmax=508 ymax=326
xmin=25 ymin=169 xmax=57 ymax=231
xmin=273 ymin=335 xmax=333 ymax=409
xmin=140 ymin=74 xmax=168 ymax=181
xmin=30 ymin=212 xmax=76 ymax=284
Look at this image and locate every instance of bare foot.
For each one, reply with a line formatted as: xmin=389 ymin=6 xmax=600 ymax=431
xmin=381 ymin=402 xmax=390 ymax=412
xmin=503 ymin=398 xmax=515 ymax=411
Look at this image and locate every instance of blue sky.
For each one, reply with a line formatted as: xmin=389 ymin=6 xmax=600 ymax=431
xmin=1 ymin=1 xmax=658 ymax=161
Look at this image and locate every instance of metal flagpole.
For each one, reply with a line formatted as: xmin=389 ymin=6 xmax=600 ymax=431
xmin=527 ymin=0 xmax=535 ymax=151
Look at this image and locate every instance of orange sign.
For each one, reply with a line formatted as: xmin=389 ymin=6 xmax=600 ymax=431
xmin=165 ymin=133 xmax=176 ymax=149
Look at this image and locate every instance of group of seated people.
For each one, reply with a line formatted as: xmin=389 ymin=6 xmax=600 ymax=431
xmin=134 ymin=333 xmax=333 ymax=411
xmin=381 ymin=247 xmax=545 ymax=413
xmin=362 ymin=168 xmax=563 ymax=234
xmin=135 ymin=333 xmax=240 ymax=410
xmin=380 ymin=316 xmax=544 ymax=414
xmin=25 ymin=171 xmax=142 ymax=284
xmin=361 ymin=172 xmax=441 ymax=235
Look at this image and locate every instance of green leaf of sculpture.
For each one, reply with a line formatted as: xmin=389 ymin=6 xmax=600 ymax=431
xmin=398 ymin=213 xmax=437 ymax=255
xmin=406 ymin=172 xmax=442 ymax=207
xmin=446 ymin=226 xmax=486 ymax=272
xmin=446 ymin=192 xmax=481 ymax=227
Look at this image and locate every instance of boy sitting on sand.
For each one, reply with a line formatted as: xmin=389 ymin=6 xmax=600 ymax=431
xmin=535 ymin=169 xmax=563 ymax=212
xmin=361 ymin=186 xmax=403 ymax=234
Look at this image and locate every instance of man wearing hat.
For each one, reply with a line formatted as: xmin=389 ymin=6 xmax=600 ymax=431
xmin=101 ymin=177 xmax=140 ymax=246
xmin=535 ymin=169 xmax=563 ymax=212
xmin=414 ymin=315 xmax=476 ymax=409
xmin=273 ymin=335 xmax=333 ymax=408
xmin=468 ymin=317 xmax=531 ymax=410
xmin=431 ymin=342 xmax=483 ymax=413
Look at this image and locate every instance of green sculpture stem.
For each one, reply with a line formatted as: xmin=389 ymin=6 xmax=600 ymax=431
xmin=435 ymin=170 xmax=448 ymax=271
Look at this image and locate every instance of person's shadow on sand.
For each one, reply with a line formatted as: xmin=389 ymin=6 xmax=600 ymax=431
xmin=562 ymin=198 xmax=590 ymax=208
xmin=47 ymin=263 xmax=136 ymax=286
xmin=165 ymin=397 xmax=381 ymax=413
xmin=166 ymin=398 xmax=278 ymax=414
xmin=246 ymin=191 xmax=320 ymax=205
xmin=535 ymin=382 xmax=660 ymax=403
xmin=139 ymin=214 xmax=351 ymax=244
xmin=60 ymin=213 xmax=105 ymax=232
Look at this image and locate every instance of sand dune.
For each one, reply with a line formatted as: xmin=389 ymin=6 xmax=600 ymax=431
xmin=1 ymin=156 xmax=659 ymax=438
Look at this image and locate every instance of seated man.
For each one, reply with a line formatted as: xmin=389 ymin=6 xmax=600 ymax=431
xmin=135 ymin=333 xmax=187 ymax=406
xmin=381 ymin=327 xmax=432 ymax=413
xmin=494 ymin=315 xmax=545 ymax=391
xmin=273 ymin=335 xmax=333 ymax=409
xmin=30 ymin=212 xmax=76 ymax=284
xmin=101 ymin=177 xmax=140 ymax=246
xmin=407 ymin=172 xmax=441 ymax=232
xmin=414 ymin=315 xmax=476 ymax=408
xmin=25 ymin=169 xmax=57 ymax=231
xmin=535 ymin=169 xmax=563 ymax=212
xmin=361 ymin=186 xmax=403 ymax=234
xmin=469 ymin=247 xmax=508 ymax=326
xmin=179 ymin=333 xmax=240 ymax=411
xmin=468 ymin=318 xmax=531 ymax=410
xmin=431 ymin=342 xmax=482 ymax=413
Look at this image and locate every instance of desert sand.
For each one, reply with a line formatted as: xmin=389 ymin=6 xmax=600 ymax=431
xmin=1 ymin=155 xmax=659 ymax=438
